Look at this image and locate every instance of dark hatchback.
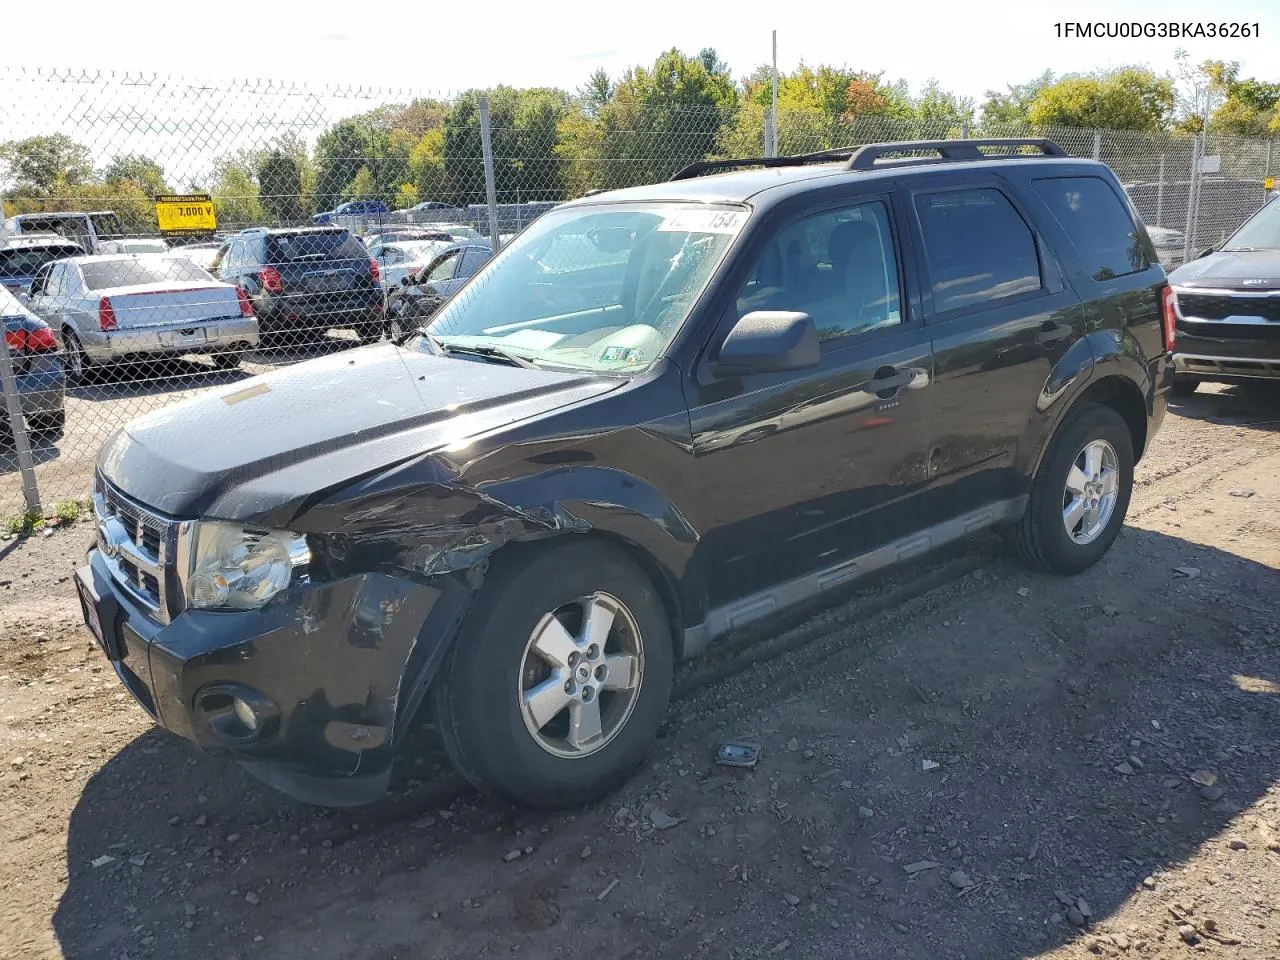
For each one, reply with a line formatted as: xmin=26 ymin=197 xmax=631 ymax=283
xmin=211 ymin=227 xmax=384 ymax=347
xmin=77 ymin=139 xmax=1171 ymax=809
xmin=1167 ymin=195 xmax=1280 ymax=394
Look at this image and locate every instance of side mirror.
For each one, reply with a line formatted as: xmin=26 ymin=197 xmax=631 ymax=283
xmin=715 ymin=311 xmax=820 ymax=377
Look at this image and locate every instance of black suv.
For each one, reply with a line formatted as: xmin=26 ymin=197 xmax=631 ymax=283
xmin=1166 ymin=194 xmax=1280 ymax=394
xmin=211 ymin=227 xmax=384 ymax=348
xmin=76 ymin=139 xmax=1171 ymax=809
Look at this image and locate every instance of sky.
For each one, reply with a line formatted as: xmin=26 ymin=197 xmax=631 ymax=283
xmin=4 ymin=0 xmax=1277 ymax=104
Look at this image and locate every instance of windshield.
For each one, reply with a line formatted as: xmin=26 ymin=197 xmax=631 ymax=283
xmin=0 ymin=245 xmax=82 ymax=279
xmin=82 ymin=256 xmax=214 ymax=290
xmin=420 ymin=203 xmax=747 ymax=373
xmin=1222 ymin=197 xmax=1280 ymax=251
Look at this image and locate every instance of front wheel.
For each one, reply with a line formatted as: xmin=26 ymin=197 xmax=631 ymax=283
xmin=62 ymin=331 xmax=94 ymax=385
xmin=433 ymin=540 xmax=674 ymax=809
xmin=1013 ymin=403 xmax=1135 ymax=575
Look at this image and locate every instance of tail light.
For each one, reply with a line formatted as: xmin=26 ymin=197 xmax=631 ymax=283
xmin=25 ymin=326 xmax=58 ymax=353
xmin=369 ymin=258 xmax=381 ymax=285
xmin=1160 ymin=285 xmax=1177 ymax=353
xmin=259 ymin=266 xmax=284 ymax=294
xmin=237 ymin=287 xmax=256 ymax=318
xmin=4 ymin=330 xmax=24 ymax=352
xmin=99 ymin=297 xmax=118 ymax=332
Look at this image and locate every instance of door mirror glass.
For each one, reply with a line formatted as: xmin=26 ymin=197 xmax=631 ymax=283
xmin=715 ymin=311 xmax=820 ymax=376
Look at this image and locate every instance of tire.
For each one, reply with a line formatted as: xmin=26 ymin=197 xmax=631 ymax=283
xmin=211 ymin=349 xmax=242 ymax=370
xmin=1170 ymin=376 xmax=1199 ymax=397
xmin=1013 ymin=403 xmax=1134 ymax=576
xmin=433 ymin=539 xmax=675 ymax=809
xmin=31 ymin=409 xmax=65 ymax=439
xmin=62 ymin=330 xmax=94 ymax=385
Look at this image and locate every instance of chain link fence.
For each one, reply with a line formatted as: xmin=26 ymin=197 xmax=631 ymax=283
xmin=2 ymin=68 xmax=1278 ymax=521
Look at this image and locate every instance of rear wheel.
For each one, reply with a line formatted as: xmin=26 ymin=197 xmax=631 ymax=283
xmin=30 ymin=410 xmax=65 ymax=439
xmin=433 ymin=540 xmax=674 ymax=809
xmin=62 ymin=331 xmax=95 ymax=385
xmin=211 ymin=348 xmax=243 ymax=370
xmin=1013 ymin=403 xmax=1134 ymax=575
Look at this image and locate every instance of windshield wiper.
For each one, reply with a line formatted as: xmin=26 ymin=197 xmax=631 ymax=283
xmin=437 ymin=342 xmax=540 ymax=369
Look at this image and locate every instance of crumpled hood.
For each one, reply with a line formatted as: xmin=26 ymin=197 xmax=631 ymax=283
xmin=1170 ymin=249 xmax=1280 ymax=291
xmin=97 ymin=343 xmax=618 ymax=521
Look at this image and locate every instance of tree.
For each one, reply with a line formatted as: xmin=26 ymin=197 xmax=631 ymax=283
xmin=0 ymin=134 xmax=93 ymax=198
xmin=257 ymin=150 xmax=304 ymax=224
xmin=579 ymin=68 xmax=613 ymax=118
xmin=341 ymin=166 xmax=377 ymax=202
xmin=444 ymin=86 xmax=569 ymax=204
xmin=980 ymin=72 xmax=1055 ymax=127
xmin=914 ymin=79 xmax=975 ymax=134
xmin=102 ymin=154 xmax=168 ymax=197
xmin=409 ymin=128 xmax=449 ymax=204
xmin=313 ymin=120 xmax=373 ymax=211
xmin=558 ymin=49 xmax=735 ymax=194
xmin=1026 ymin=68 xmax=1175 ymax=131
xmin=211 ymin=159 xmax=262 ymax=227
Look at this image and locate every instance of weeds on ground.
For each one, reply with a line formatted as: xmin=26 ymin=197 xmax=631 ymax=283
xmin=2 ymin=498 xmax=89 ymax=537
xmin=2 ymin=510 xmax=45 ymax=536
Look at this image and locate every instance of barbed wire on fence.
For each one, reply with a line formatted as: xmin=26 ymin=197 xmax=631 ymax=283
xmin=1 ymin=68 xmax=1277 ymax=520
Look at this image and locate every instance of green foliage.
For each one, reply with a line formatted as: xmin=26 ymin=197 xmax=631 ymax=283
xmin=102 ymin=154 xmax=168 ymax=197
xmin=211 ymin=160 xmax=262 ymax=228
xmin=980 ymin=72 xmax=1055 ymax=127
xmin=558 ymin=48 xmax=734 ymax=195
xmin=3 ymin=510 xmax=43 ymax=536
xmin=53 ymin=499 xmax=85 ymax=524
xmin=256 ymin=150 xmax=304 ymax=224
xmin=0 ymin=134 xmax=93 ymax=197
xmin=1027 ymin=68 xmax=1175 ymax=131
xmin=442 ymin=86 xmax=569 ymax=205
xmin=341 ymin=165 xmax=377 ymax=202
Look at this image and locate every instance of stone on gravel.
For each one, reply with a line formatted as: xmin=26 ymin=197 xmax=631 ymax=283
xmin=1101 ymin=605 xmax=1119 ymax=617
xmin=193 ymin=814 xmax=208 ymax=827
xmin=244 ymin=892 xmax=260 ymax=905
xmin=921 ymin=759 xmax=941 ymax=772
xmin=649 ymin=808 xmax=685 ymax=830
xmin=1114 ymin=761 xmax=1134 ymax=776
xmin=1173 ymin=566 xmax=1200 ymax=579
xmin=1190 ymin=770 xmax=1218 ymax=787
xmin=1142 ymin=876 xmax=1156 ymax=890
xmin=1199 ymin=785 xmax=1225 ymax=801
xmin=580 ymin=846 xmax=592 ymax=860
xmin=1177 ymin=924 xmax=1198 ymax=944
xmin=783 ymin=893 xmax=801 ymax=906
xmin=948 ymin=870 xmax=974 ymax=890
xmin=1016 ymin=586 xmax=1031 ymax=598
xmin=858 ymin=806 xmax=874 ymax=819
xmin=903 ymin=860 xmax=941 ymax=874
xmin=1110 ymin=932 xmax=1130 ymax=950
xmin=1227 ymin=837 xmax=1247 ymax=850
xmin=1077 ymin=898 xmax=1093 ymax=918
xmin=1228 ymin=488 xmax=1255 ymax=498
xmin=503 ymin=848 xmax=523 ymax=862
xmin=1067 ymin=907 xmax=1086 ymax=926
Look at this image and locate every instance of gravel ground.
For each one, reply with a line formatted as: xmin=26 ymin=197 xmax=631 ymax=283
xmin=2 ymin=384 xmax=1279 ymax=960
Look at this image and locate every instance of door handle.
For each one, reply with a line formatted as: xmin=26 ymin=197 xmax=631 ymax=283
xmin=1036 ymin=320 xmax=1072 ymax=347
xmin=866 ymin=366 xmax=912 ymax=398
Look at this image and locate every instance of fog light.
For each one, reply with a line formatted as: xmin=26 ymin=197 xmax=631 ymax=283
xmin=232 ymin=697 xmax=260 ymax=733
xmin=195 ymin=683 xmax=279 ymax=744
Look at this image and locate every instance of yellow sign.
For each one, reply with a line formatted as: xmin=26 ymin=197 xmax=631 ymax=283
xmin=155 ymin=194 xmax=216 ymax=234
xmin=1265 ymin=176 xmax=1275 ymax=191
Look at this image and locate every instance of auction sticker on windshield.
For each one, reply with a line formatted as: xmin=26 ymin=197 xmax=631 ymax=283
xmin=657 ymin=209 xmax=747 ymax=234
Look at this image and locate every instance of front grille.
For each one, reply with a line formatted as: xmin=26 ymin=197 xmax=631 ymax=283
xmin=94 ymin=476 xmax=176 ymax=624
xmin=1178 ymin=292 xmax=1280 ymax=323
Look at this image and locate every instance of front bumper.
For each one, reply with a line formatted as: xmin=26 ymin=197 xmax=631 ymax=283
xmin=81 ymin=316 xmax=260 ymax=363
xmin=77 ymin=548 xmax=471 ymax=806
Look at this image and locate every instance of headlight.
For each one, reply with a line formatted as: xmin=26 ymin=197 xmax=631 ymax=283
xmin=185 ymin=521 xmax=309 ymax=610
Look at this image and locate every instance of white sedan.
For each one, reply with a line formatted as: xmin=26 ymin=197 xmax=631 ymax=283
xmin=26 ymin=253 xmax=258 ymax=382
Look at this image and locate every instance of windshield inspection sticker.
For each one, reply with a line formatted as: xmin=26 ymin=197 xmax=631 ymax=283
xmin=657 ymin=209 xmax=747 ymax=234
xmin=600 ymin=346 xmax=645 ymax=364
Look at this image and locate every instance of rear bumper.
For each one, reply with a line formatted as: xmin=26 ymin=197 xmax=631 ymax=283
xmin=7 ymin=357 xmax=65 ymax=421
xmin=77 ymin=547 xmax=472 ymax=807
xmin=81 ymin=316 xmax=259 ymax=362
xmin=255 ymin=293 xmax=384 ymax=330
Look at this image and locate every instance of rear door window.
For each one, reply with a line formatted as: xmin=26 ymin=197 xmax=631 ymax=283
xmin=269 ymin=231 xmax=367 ymax=262
xmin=914 ymin=188 xmax=1043 ymax=313
xmin=1032 ymin=176 xmax=1147 ymax=281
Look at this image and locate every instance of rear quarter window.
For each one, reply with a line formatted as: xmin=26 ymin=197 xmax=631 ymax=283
xmin=1031 ymin=176 xmax=1147 ymax=282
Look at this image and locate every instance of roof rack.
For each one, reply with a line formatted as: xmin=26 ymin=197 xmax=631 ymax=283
xmin=669 ymin=147 xmax=862 ymax=182
xmin=843 ymin=138 xmax=1066 ymax=170
xmin=668 ymin=138 xmax=1067 ymax=181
